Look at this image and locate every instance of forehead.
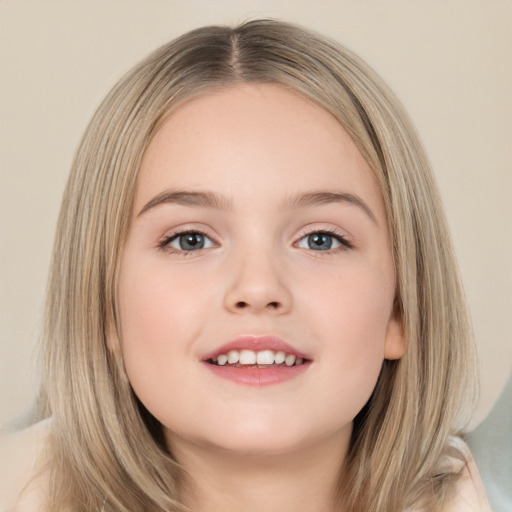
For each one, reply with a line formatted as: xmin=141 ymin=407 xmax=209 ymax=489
xmin=136 ymin=83 xmax=383 ymax=216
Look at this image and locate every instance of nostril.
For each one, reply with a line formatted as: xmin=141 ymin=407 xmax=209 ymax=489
xmin=234 ymin=300 xmax=280 ymax=310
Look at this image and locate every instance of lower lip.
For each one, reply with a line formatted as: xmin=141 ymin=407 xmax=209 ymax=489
xmin=202 ymin=361 xmax=311 ymax=386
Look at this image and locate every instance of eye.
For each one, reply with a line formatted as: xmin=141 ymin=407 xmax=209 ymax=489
xmin=296 ymin=231 xmax=351 ymax=251
xmin=163 ymin=231 xmax=215 ymax=252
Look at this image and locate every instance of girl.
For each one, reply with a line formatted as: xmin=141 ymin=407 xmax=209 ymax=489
xmin=0 ymin=19 xmax=490 ymax=512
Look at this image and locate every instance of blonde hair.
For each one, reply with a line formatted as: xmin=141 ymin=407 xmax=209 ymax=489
xmin=39 ymin=19 xmax=477 ymax=512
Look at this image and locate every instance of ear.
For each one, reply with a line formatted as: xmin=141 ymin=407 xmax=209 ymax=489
xmin=106 ymin=314 xmax=123 ymax=357
xmin=105 ymin=319 xmax=131 ymax=385
xmin=384 ymin=301 xmax=407 ymax=360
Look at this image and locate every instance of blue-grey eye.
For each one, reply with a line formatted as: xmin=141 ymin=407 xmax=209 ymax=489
xmin=168 ymin=232 xmax=214 ymax=251
xmin=297 ymin=232 xmax=345 ymax=251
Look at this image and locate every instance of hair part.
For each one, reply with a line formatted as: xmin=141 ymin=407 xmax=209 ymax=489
xmin=39 ymin=19 xmax=477 ymax=512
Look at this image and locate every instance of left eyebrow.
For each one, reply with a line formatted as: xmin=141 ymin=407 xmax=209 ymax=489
xmin=285 ymin=191 xmax=378 ymax=226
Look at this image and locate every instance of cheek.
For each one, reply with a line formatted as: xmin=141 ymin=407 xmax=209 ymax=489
xmin=119 ymin=256 xmax=211 ymax=342
xmin=117 ymin=257 xmax=211 ymax=415
xmin=304 ymin=262 xmax=394 ymax=399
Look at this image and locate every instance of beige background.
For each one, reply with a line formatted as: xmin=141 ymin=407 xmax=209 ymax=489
xmin=0 ymin=0 xmax=511 ymax=430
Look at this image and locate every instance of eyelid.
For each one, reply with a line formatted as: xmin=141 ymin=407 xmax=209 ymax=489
xmin=293 ymin=225 xmax=353 ymax=250
xmin=155 ymin=223 xmax=353 ymax=254
xmin=157 ymin=225 xmax=219 ymax=253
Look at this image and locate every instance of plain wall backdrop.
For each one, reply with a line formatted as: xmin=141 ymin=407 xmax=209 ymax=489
xmin=1 ymin=0 xmax=510 ymax=434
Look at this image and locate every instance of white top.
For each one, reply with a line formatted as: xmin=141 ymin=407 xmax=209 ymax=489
xmin=0 ymin=419 xmax=492 ymax=512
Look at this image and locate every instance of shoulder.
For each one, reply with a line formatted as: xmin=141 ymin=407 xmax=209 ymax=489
xmin=438 ymin=437 xmax=492 ymax=512
xmin=0 ymin=418 xmax=52 ymax=512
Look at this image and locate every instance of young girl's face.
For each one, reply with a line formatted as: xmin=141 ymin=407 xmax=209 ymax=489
xmin=117 ymin=83 xmax=405 ymax=457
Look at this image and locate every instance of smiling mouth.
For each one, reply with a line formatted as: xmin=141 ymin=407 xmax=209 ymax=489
xmin=203 ymin=341 xmax=311 ymax=385
xmin=207 ymin=349 xmax=308 ymax=368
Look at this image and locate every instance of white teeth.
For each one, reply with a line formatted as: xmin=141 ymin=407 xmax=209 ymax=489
xmin=212 ymin=349 xmax=306 ymax=366
xmin=285 ymin=354 xmax=296 ymax=366
xmin=256 ymin=350 xmax=275 ymax=365
xmin=274 ymin=351 xmax=286 ymax=364
xmin=239 ymin=349 xmax=257 ymax=365
xmin=217 ymin=354 xmax=228 ymax=366
xmin=227 ymin=350 xmax=239 ymax=364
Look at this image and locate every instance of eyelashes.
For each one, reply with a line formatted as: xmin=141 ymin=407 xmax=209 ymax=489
xmin=158 ymin=229 xmax=215 ymax=253
xmin=158 ymin=227 xmax=353 ymax=255
xmin=294 ymin=227 xmax=352 ymax=252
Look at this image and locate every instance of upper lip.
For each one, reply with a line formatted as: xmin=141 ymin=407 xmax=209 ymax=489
xmin=201 ymin=335 xmax=312 ymax=362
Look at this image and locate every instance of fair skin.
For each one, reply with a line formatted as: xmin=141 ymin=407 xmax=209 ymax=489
xmin=117 ymin=83 xmax=406 ymax=512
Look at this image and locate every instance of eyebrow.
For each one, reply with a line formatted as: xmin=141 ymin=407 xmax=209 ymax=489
xmin=285 ymin=191 xmax=378 ymax=225
xmin=138 ymin=188 xmax=378 ymax=225
xmin=138 ymin=190 xmax=233 ymax=217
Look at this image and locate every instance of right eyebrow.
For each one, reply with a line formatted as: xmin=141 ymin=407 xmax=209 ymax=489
xmin=137 ymin=190 xmax=233 ymax=217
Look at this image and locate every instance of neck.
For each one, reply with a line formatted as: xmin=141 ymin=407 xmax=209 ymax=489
xmin=170 ymin=433 xmax=350 ymax=512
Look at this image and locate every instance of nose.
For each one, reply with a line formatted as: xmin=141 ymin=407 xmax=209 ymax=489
xmin=223 ymin=249 xmax=292 ymax=315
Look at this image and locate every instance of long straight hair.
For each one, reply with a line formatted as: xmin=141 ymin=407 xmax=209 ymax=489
xmin=39 ymin=19 xmax=477 ymax=512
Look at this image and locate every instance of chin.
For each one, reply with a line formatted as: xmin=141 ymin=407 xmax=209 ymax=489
xmin=201 ymin=431 xmax=311 ymax=457
xmin=163 ymin=415 xmax=300 ymax=455
xmin=166 ymin=414 xmax=351 ymax=460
